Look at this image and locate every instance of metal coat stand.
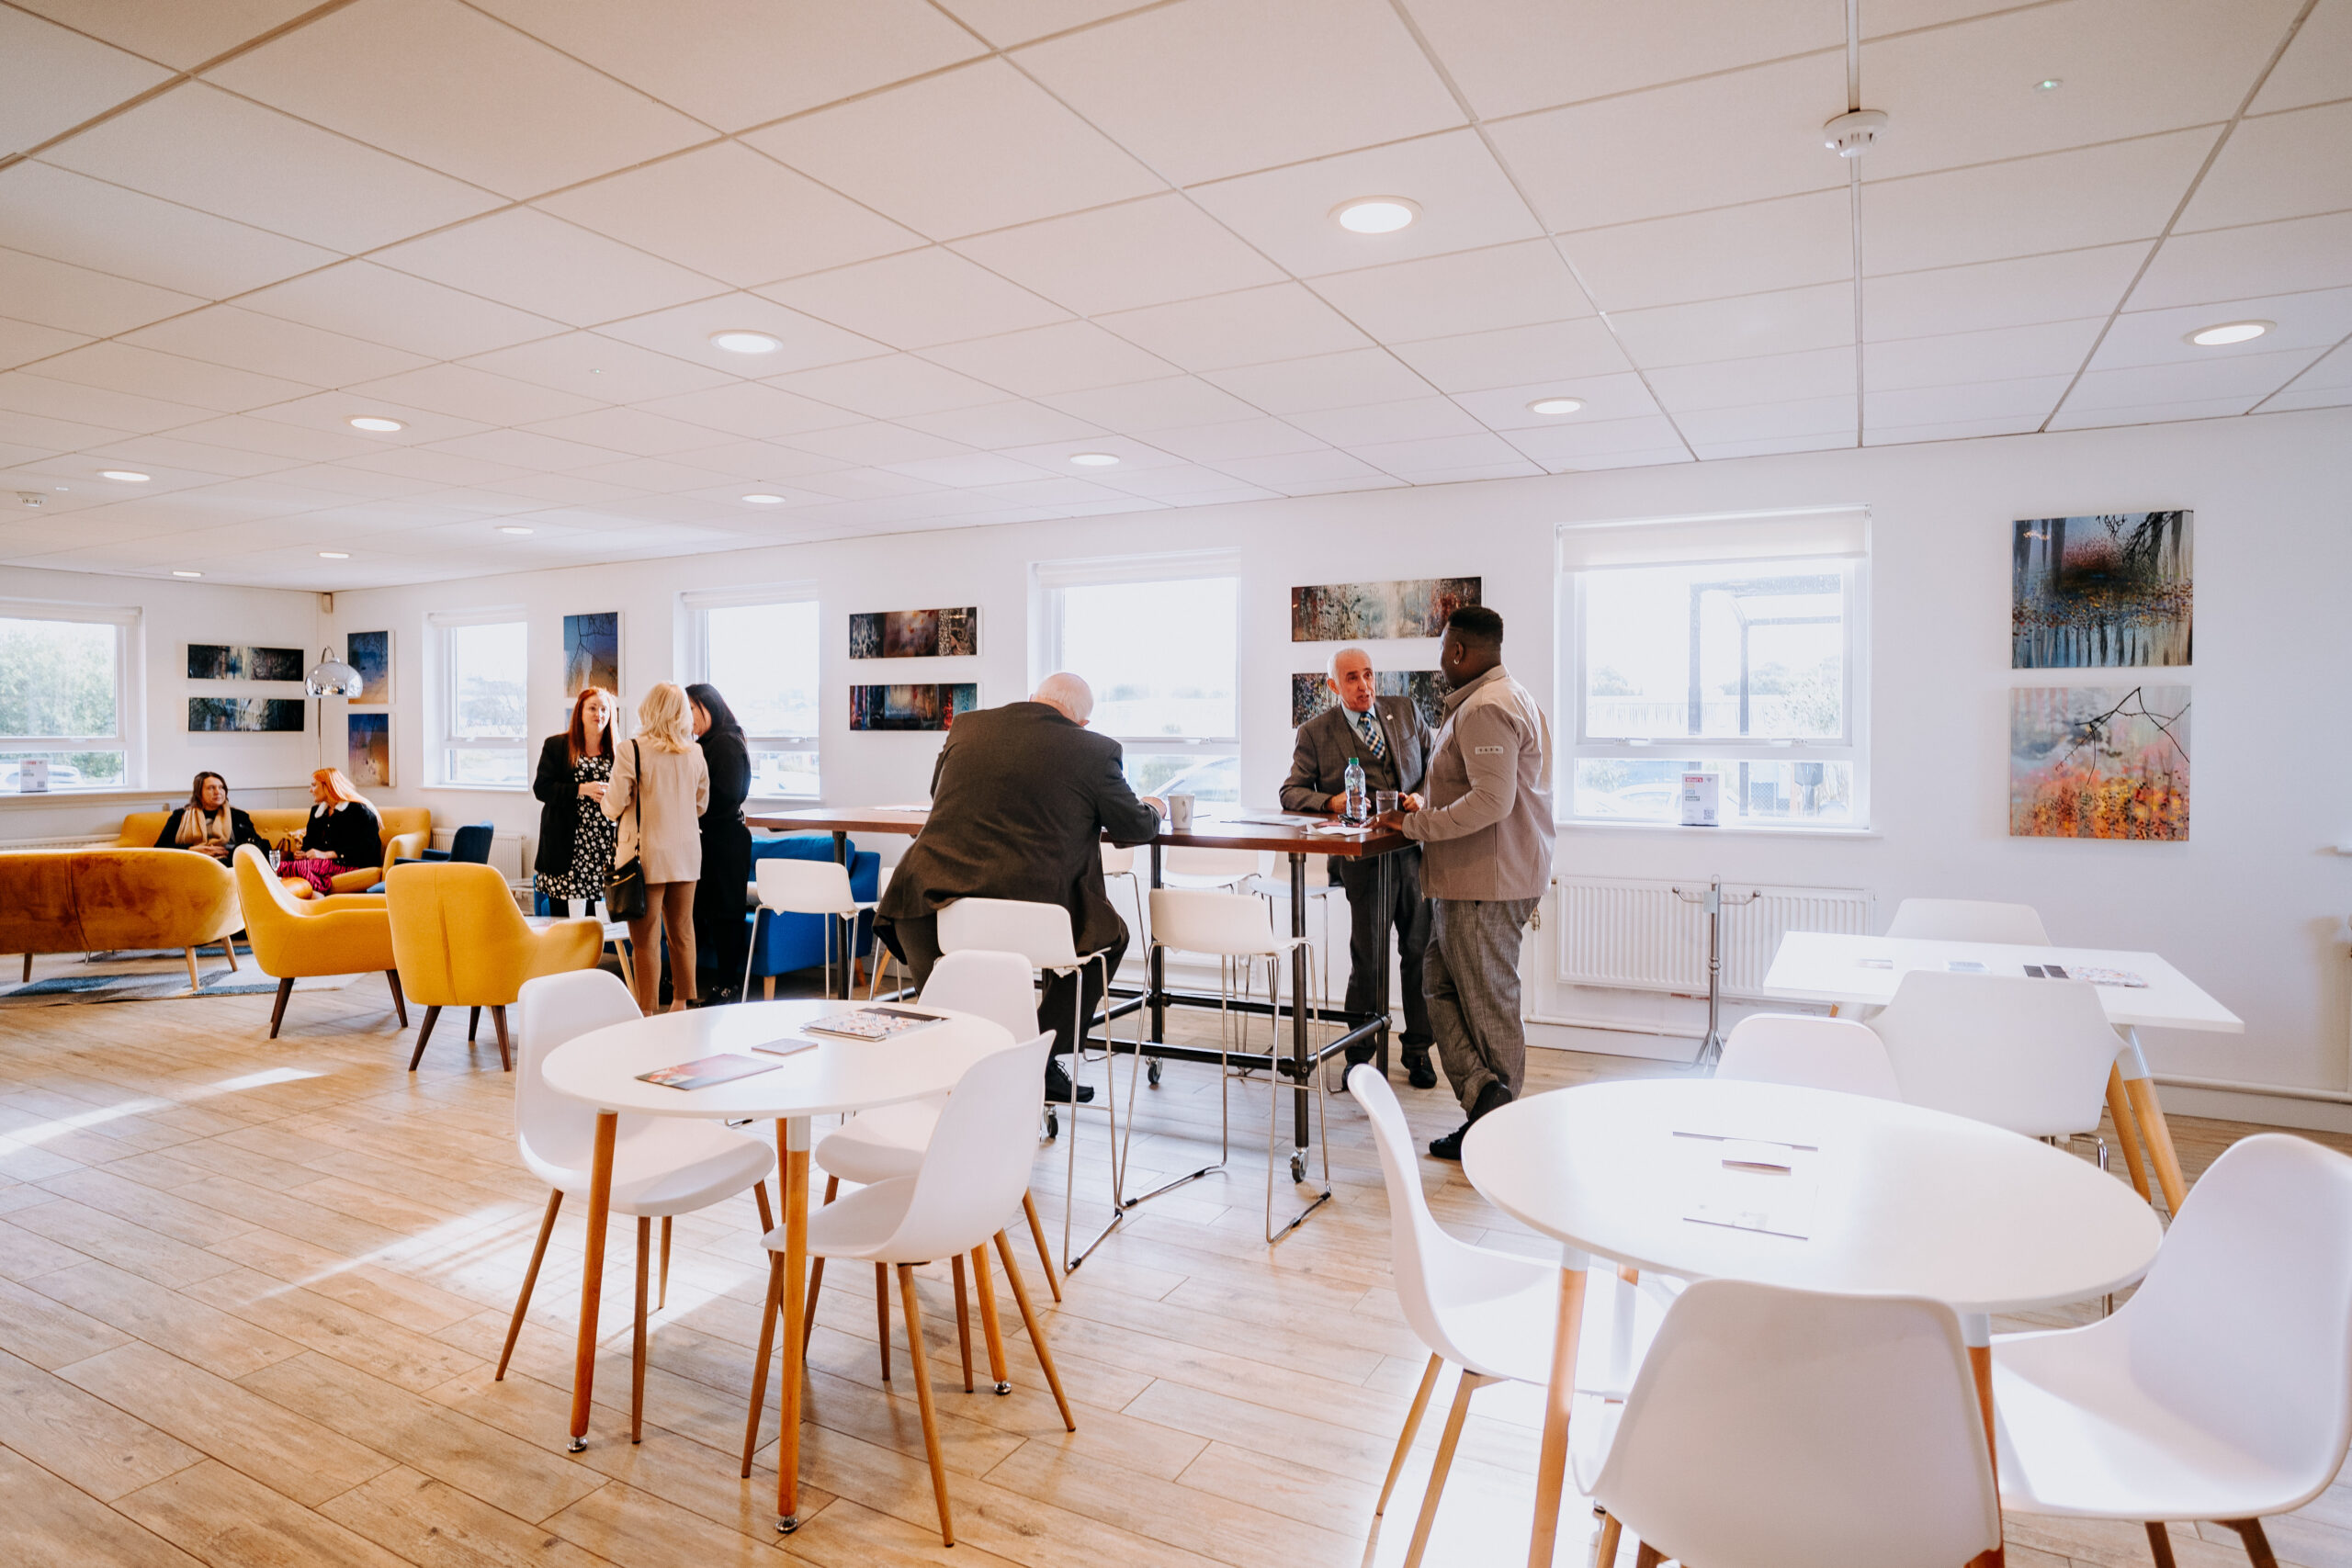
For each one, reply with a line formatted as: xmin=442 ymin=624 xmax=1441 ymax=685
xmin=1671 ymin=876 xmax=1760 ymax=1070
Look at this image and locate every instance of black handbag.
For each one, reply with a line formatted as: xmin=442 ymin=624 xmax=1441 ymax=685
xmin=603 ymin=740 xmax=649 ymax=920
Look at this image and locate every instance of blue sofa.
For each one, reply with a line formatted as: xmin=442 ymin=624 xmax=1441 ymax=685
xmin=746 ymin=833 xmax=878 ymax=987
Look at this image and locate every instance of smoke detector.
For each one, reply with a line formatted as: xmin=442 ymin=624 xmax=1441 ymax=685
xmin=1822 ymin=108 xmax=1889 ymax=156
xmin=16 ymin=491 xmax=41 ymax=509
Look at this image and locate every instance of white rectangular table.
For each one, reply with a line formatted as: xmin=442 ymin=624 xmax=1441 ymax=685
xmin=1761 ymin=931 xmax=2244 ymax=1215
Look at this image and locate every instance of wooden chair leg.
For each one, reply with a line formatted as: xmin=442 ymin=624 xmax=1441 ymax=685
xmin=385 ymin=969 xmax=408 ymax=1028
xmin=951 ymin=1254 xmax=974 ymax=1393
xmin=1404 ymin=1370 xmax=1487 ymax=1568
xmin=1594 ymin=1512 xmax=1623 ymax=1564
xmin=408 ymin=1006 xmax=440 ymax=1071
xmin=184 ymin=947 xmax=202 ymax=989
xmin=267 ymin=976 xmax=295 ymax=1040
xmin=1634 ymin=1545 xmax=1665 ymax=1568
xmin=801 ymin=1175 xmax=836 ymax=1351
xmin=875 ymin=1261 xmax=892 ymax=1382
xmin=1377 ymin=1353 xmax=1444 ymax=1516
xmin=741 ymin=1253 xmax=785 ymax=1477
xmin=632 ymin=1216 xmax=650 ymax=1444
xmin=469 ymin=1005 xmax=481 ymax=1042
xmin=2144 ymin=1522 xmax=2180 ymax=1568
xmin=1023 ymin=1189 xmax=1062 ymax=1303
xmin=971 ymin=1243 xmax=1010 ymax=1393
xmin=763 ymin=976 xmax=775 ymax=1000
xmin=2224 ymin=1520 xmax=2278 ymax=1568
xmin=896 ymin=1264 xmax=955 ymax=1547
xmin=657 ymin=1216 xmax=672 ymax=1311
xmin=752 ymin=1179 xmax=774 ymax=1235
xmin=20 ymin=953 xmax=29 ymax=984
xmin=223 ymin=939 xmax=240 ymax=972
xmin=496 ymin=1190 xmax=562 ymax=1381
xmin=491 ymin=1005 xmax=512 ymax=1072
xmin=992 ymin=1230 xmax=1074 ymax=1429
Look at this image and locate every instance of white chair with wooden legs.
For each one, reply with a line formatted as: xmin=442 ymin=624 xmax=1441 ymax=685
xmin=803 ymin=950 xmax=1064 ymax=1391
xmin=1716 ymin=1012 xmax=1900 ymax=1099
xmin=1149 ymin=886 xmax=1328 ymax=1243
xmin=938 ymin=897 xmax=1124 ymax=1270
xmin=743 ymin=859 xmax=873 ymax=1001
xmin=741 ymin=1032 xmax=1074 ymax=1547
xmin=1994 ymin=1134 xmax=2352 ymax=1568
xmin=1885 ymin=897 xmax=2052 ymax=944
xmin=1871 ymin=970 xmax=2120 ymax=1162
xmin=496 ymin=969 xmax=776 ymax=1444
xmin=1583 ymin=1280 xmax=2001 ymax=1568
xmin=1350 ymin=1066 xmax=1668 ymax=1568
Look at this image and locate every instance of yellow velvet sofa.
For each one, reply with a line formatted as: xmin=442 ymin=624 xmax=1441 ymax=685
xmin=118 ymin=807 xmax=430 ymax=895
xmin=0 ymin=848 xmax=244 ymax=988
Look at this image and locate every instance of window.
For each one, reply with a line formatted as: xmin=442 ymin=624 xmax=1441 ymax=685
xmin=432 ymin=612 xmax=528 ymax=786
xmin=684 ymin=588 xmax=820 ymax=799
xmin=1037 ymin=552 xmax=1238 ymax=801
xmin=1561 ymin=509 xmax=1867 ymax=828
xmin=0 ymin=603 xmax=137 ymax=792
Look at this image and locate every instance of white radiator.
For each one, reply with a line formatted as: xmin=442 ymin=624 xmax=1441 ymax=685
xmin=430 ymin=829 xmax=528 ymax=882
xmin=0 ymin=833 xmax=117 ymax=852
xmin=1556 ymin=876 xmax=1871 ymax=998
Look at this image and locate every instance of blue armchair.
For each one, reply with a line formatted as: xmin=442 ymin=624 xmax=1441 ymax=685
xmin=746 ymin=834 xmax=878 ymax=991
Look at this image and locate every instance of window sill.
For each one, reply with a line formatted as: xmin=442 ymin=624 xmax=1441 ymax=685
xmin=0 ymin=785 xmax=149 ymax=808
xmin=425 ymin=784 xmax=530 ymax=794
xmin=1560 ymin=818 xmax=1880 ymax=840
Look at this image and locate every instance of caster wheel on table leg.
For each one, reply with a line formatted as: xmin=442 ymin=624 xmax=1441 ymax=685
xmin=994 ymin=1380 xmax=1012 ymax=1395
xmin=1290 ymin=1153 xmax=1306 ymax=1183
xmin=1045 ymin=1106 xmax=1058 ymax=1139
xmin=1148 ymin=1059 xmax=1162 ymax=1088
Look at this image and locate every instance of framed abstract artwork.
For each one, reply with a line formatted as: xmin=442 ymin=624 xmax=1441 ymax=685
xmin=346 ymin=711 xmax=391 ymax=786
xmin=849 ymin=606 xmax=978 ymax=659
xmin=187 ymin=644 xmax=305 ymax=682
xmin=562 ymin=612 xmax=621 ymax=698
xmin=2012 ymin=512 xmax=2192 ymax=668
xmin=345 ymin=630 xmax=391 ymax=705
xmin=1291 ymin=577 xmax=1480 ymax=641
xmin=188 ymin=696 xmax=304 ymax=733
xmin=848 ymin=683 xmax=978 ymax=731
xmin=2009 ymin=685 xmax=2189 ymax=840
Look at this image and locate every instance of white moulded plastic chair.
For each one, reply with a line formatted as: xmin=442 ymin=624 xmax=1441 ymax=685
xmin=1870 ymin=970 xmax=2120 ymax=1162
xmin=1886 ymin=897 xmax=2052 ymax=945
xmin=743 ymin=858 xmax=874 ymax=1001
xmin=497 ymin=969 xmax=776 ymax=1444
xmin=1716 ymin=1012 xmax=1901 ymax=1099
xmin=741 ymin=1032 xmax=1073 ymax=1547
xmin=1583 ymin=1280 xmax=2000 ymax=1568
xmin=1350 ymin=1066 xmax=1668 ymax=1568
xmin=1994 ymin=1133 xmax=2352 ymax=1568
xmin=1161 ymin=845 xmax=1266 ymax=890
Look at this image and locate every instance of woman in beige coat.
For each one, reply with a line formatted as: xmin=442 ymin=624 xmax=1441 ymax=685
xmin=605 ymin=682 xmax=710 ymax=1012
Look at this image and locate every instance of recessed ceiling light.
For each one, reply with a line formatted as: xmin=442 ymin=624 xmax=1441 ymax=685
xmin=1527 ymin=396 xmax=1586 ymax=415
xmin=497 ymin=525 xmax=535 ymax=535
xmin=171 ymin=570 xmax=203 ymax=578
xmin=2033 ymin=77 xmax=2064 ymax=91
xmin=98 ymin=469 xmax=150 ymax=482
xmin=1332 ymin=197 xmax=1419 ymax=234
xmin=741 ymin=492 xmax=787 ymax=504
xmin=709 ymin=330 xmax=782 ymax=355
xmin=318 ymin=550 xmax=350 ymax=559
xmin=347 ymin=415 xmax=404 ymax=432
xmin=1068 ymin=452 xmax=1120 ymax=467
xmin=2188 ymin=320 xmax=2271 ymax=346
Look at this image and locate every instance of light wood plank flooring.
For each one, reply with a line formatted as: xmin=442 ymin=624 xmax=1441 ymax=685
xmin=1 ymin=953 xmax=2346 ymax=1568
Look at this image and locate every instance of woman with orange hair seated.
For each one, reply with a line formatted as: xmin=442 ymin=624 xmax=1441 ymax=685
xmin=281 ymin=768 xmax=383 ymax=897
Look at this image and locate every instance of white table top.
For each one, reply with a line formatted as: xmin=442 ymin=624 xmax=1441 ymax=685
xmin=1761 ymin=931 xmax=2243 ymax=1033
xmin=542 ymin=999 xmax=1010 ymax=1121
xmin=1463 ymin=1078 xmax=2162 ymax=1315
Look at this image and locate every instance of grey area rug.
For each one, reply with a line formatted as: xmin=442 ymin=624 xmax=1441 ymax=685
xmin=0 ymin=963 xmax=356 ymax=1007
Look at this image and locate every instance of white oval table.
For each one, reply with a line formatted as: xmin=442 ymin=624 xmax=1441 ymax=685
xmin=542 ymin=999 xmax=1011 ymax=1529
xmin=1463 ymin=1077 xmax=2165 ymax=1568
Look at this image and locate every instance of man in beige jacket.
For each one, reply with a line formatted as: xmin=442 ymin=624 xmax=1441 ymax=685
xmin=1374 ymin=605 xmax=1555 ymax=1159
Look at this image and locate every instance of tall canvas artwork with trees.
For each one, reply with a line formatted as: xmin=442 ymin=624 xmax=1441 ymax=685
xmin=2012 ymin=512 xmax=2192 ymax=668
xmin=2010 ymin=686 xmax=2189 ymax=840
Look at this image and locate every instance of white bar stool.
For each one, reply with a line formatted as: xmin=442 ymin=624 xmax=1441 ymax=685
xmin=743 ymin=858 xmax=873 ymax=1000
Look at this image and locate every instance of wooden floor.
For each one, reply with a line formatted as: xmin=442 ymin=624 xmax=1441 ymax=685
xmin=1 ymin=953 xmax=2347 ymax=1568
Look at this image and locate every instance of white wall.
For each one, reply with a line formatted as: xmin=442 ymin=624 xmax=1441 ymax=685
xmin=0 ymin=565 xmax=322 ymax=840
xmin=306 ymin=408 xmax=2349 ymax=1099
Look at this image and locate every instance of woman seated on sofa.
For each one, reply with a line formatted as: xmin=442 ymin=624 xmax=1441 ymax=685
xmin=154 ymin=771 xmax=266 ymax=861
xmin=279 ymin=769 xmax=383 ymax=897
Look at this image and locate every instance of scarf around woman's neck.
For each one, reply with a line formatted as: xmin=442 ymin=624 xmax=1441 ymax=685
xmin=177 ymin=806 xmax=232 ymax=847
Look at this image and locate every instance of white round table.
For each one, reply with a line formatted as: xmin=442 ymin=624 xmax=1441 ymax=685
xmin=541 ymin=998 xmax=1011 ymax=1528
xmin=1463 ymin=1077 xmax=2164 ymax=1568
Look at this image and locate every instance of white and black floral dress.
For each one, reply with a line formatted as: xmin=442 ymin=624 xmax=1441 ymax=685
xmin=535 ymin=752 xmax=616 ymax=902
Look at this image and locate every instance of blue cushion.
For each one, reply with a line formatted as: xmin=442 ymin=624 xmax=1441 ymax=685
xmin=747 ymin=834 xmax=879 ymax=978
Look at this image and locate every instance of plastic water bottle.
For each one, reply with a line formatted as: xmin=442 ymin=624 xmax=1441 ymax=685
xmin=1343 ymin=757 xmax=1367 ymax=825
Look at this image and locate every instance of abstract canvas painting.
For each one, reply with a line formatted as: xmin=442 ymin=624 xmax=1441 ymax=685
xmin=2012 ymin=512 xmax=2192 ymax=668
xmin=562 ymin=612 xmax=620 ymax=698
xmin=1291 ymin=577 xmax=1480 ymax=642
xmin=345 ymin=712 xmax=391 ymax=786
xmin=187 ymin=644 xmax=305 ymax=682
xmin=849 ymin=606 xmax=978 ymax=659
xmin=345 ymin=630 xmax=391 ymax=705
xmin=2010 ymin=685 xmax=2189 ymax=840
xmin=188 ymin=696 xmax=304 ymax=733
xmin=849 ymin=683 xmax=978 ymax=731
xmin=1290 ymin=670 xmax=1450 ymax=729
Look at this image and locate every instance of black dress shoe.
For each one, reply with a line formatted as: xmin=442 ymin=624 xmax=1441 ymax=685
xmin=1470 ymin=1080 xmax=1514 ymax=1122
xmin=1428 ymin=1122 xmax=1472 ymax=1161
xmin=1045 ymin=1062 xmax=1095 ymax=1104
xmin=1403 ymin=1051 xmax=1438 ymax=1090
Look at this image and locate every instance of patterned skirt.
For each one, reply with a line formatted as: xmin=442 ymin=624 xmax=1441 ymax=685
xmin=537 ymin=759 xmax=617 ymax=900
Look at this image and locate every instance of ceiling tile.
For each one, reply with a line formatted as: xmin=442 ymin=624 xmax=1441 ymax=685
xmin=1560 ymin=188 xmax=1851 ymax=311
xmin=521 ymin=406 xmax=733 ymax=458
xmin=760 ymin=248 xmax=1070 ymax=351
xmin=373 ymin=209 xmax=723 ymax=328
xmin=1865 ymin=376 xmax=2072 ymax=429
xmin=989 ymin=434 xmax=1186 ymax=471
xmin=1499 ymin=412 xmax=1689 ymax=464
xmin=166 ymin=414 xmax=385 ymax=462
xmin=785 ymin=421 xmax=974 ymax=467
xmin=345 ymin=362 xmax=602 ymax=425
xmin=1215 ymin=448 xmax=1387 ymax=488
xmin=208 ymin=0 xmax=708 ymax=198
xmin=933 ymin=0 xmax=1138 ymax=48
xmin=0 ymin=162 xmax=339 ymax=297
xmin=656 ymin=438 xmax=841 ymax=481
xmin=2046 ymin=392 xmax=2274 ymax=430
xmin=631 ymin=381 xmax=865 ymax=440
xmin=743 ymin=59 xmax=1163 ymax=241
xmin=1189 ymin=130 xmax=1544 ymax=278
xmin=1862 ymin=129 xmax=2219 ymax=276
xmin=1040 ymin=377 xmax=1261 ymax=431
xmin=240 ymin=389 xmax=491 ymax=446
xmin=12 ymin=0 xmax=320 ymax=70
xmin=1452 ymin=372 xmax=1664 ymax=430
xmin=2131 ymin=211 xmax=2352 ymax=308
xmin=2271 ymin=339 xmax=2352 ymax=394
xmin=56 ymin=433 xmax=293 ymax=479
xmin=2092 ymin=287 xmax=2352 ymax=371
xmin=1287 ymin=396 xmax=1487 ymax=446
xmin=769 ymin=355 xmax=1008 ymax=419
xmin=236 ymin=260 xmax=567 ymax=359
xmin=1015 ymin=0 xmax=1464 ymax=185
xmin=2266 ymin=383 xmax=2352 ymax=413
xmin=537 ymin=141 xmax=923 ymax=289
xmin=459 ymin=332 xmax=730 ymax=406
xmin=1647 ymin=346 xmax=1855 ymax=412
xmin=921 ymin=320 xmax=1175 ymax=397
xmin=1862 ymin=413 xmax=2048 ymax=444
xmin=27 ymin=341 xmax=317 ymax=412
xmin=0 ymin=368 xmax=213 ymax=434
xmin=1094 ymin=462 xmax=1268 ymax=498
xmin=895 ymin=400 xmax=1105 ymax=448
xmin=2253 ymin=0 xmax=2352 ymax=112
xmin=473 ymin=0 xmax=985 ymax=131
xmin=1609 ymin=282 xmax=1853 ymax=367
xmin=339 ymin=445 xmax=537 ymax=487
xmin=1399 ymin=0 xmax=1841 ymax=120
xmin=0 ymin=6 xmax=174 ymax=158
xmin=565 ymin=456 xmax=735 ymax=491
xmin=1488 ymin=52 xmax=1847 ymax=232
xmin=1686 ymin=429 xmax=1855 ymax=459
xmin=1863 ymin=243 xmax=2148 ymax=335
xmin=1311 ymin=242 xmax=1594 ymax=343
xmin=42 ymin=83 xmax=503 ymax=254
xmin=2176 ymin=100 xmax=2352 ymax=232
xmin=594 ymin=294 xmax=887 ymax=376
xmin=1097 ymin=284 xmax=1373 ymax=373
xmin=951 ymin=195 xmax=1284 ymax=317
xmin=0 ymin=246 xmax=205 ymax=338
xmin=883 ymin=453 xmax=1059 ymax=489
xmin=1203 ymin=347 xmax=1435 ymax=412
xmin=2060 ymin=344 xmax=2323 ymax=410
xmin=1342 ymin=430 xmax=1525 ymax=473
xmin=0 ymin=318 xmax=91 ymax=372
xmin=1385 ymin=318 xmax=1634 ymax=393
xmin=1865 ymin=319 xmax=2105 ymax=389
xmin=421 ymin=427 xmax=631 ymax=471
xmin=121 ymin=306 xmax=432 ymax=387
xmin=1136 ymin=417 xmax=1326 ymax=464
xmin=1551 ymin=446 xmax=1696 ymax=473
xmin=1678 ymin=392 xmax=1857 ymax=443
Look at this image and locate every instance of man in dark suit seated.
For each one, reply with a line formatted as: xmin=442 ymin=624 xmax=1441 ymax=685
xmin=876 ymin=672 xmax=1164 ymax=1104
xmin=1279 ymin=647 xmax=1439 ymax=1089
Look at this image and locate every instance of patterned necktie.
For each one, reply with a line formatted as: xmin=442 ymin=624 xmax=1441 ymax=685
xmin=1350 ymin=706 xmax=1387 ymax=761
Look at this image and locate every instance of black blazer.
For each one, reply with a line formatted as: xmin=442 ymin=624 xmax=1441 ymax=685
xmin=154 ymin=806 xmax=265 ymax=853
xmin=531 ymin=734 xmax=610 ymax=876
xmin=1279 ymin=695 xmax=1433 ymax=813
xmin=303 ymin=801 xmax=382 ymax=867
xmin=698 ymin=728 xmax=750 ymax=833
xmin=878 ymin=702 xmax=1160 ymax=958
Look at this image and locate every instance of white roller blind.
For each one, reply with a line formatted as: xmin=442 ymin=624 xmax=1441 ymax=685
xmin=424 ymin=604 xmax=528 ymax=628
xmin=680 ymin=581 xmax=817 ymax=612
xmin=1035 ymin=547 xmax=1240 ymax=590
xmin=0 ymin=598 xmax=140 ymax=626
xmin=1559 ymin=507 xmax=1869 ymax=570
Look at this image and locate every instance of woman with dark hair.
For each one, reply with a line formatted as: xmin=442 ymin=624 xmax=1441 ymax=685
xmin=533 ymin=686 xmax=618 ymax=916
xmin=154 ymin=771 xmax=265 ymax=861
xmin=688 ymin=682 xmax=752 ymax=1004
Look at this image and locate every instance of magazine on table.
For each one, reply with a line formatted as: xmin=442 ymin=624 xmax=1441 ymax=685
xmin=801 ymin=1005 xmax=947 ymax=1041
xmin=636 ymin=1055 xmax=781 ymax=1090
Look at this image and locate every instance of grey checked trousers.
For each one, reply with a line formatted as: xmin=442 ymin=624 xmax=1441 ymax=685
xmin=1424 ymin=895 xmax=1541 ymax=1114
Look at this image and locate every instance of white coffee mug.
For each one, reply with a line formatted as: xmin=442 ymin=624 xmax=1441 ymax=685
xmin=1165 ymin=793 xmax=1194 ymax=832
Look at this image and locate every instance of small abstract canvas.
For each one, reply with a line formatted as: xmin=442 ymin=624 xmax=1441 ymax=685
xmin=2012 ymin=512 xmax=2192 ymax=668
xmin=345 ymin=712 xmax=391 ymax=786
xmin=1291 ymin=577 xmax=1480 ymax=642
xmin=345 ymin=630 xmax=391 ymax=704
xmin=849 ymin=606 xmax=978 ymax=659
xmin=2009 ymin=685 xmax=2189 ymax=840
xmin=562 ymin=612 xmax=620 ymax=698
xmin=187 ymin=644 xmax=305 ymax=682
xmin=188 ymin=696 xmax=304 ymax=733
xmin=849 ymin=683 xmax=978 ymax=731
xmin=1290 ymin=670 xmax=1449 ymax=729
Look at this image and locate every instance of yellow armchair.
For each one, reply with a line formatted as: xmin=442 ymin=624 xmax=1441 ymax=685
xmin=386 ymin=862 xmax=602 ymax=1072
xmin=232 ymin=846 xmax=404 ymax=1039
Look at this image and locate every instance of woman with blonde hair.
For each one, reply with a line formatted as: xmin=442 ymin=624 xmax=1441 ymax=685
xmin=604 ymin=682 xmax=709 ymax=1012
